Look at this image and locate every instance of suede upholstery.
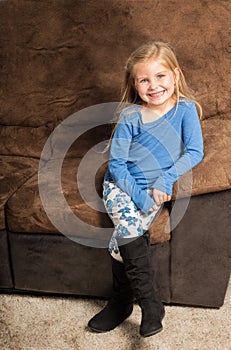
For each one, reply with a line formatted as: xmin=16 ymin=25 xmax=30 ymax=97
xmin=0 ymin=0 xmax=230 ymax=307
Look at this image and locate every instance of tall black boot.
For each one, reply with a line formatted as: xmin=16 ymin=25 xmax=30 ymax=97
xmin=119 ymin=233 xmax=165 ymax=337
xmin=88 ymin=256 xmax=134 ymax=332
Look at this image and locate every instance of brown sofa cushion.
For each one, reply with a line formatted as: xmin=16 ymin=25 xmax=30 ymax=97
xmin=0 ymin=156 xmax=39 ymax=230
xmin=6 ymin=158 xmax=170 ymax=245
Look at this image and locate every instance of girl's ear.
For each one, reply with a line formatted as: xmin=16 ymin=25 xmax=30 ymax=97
xmin=174 ymin=67 xmax=180 ymax=83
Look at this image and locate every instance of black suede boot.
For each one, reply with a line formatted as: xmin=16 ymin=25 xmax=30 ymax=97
xmin=87 ymin=256 xmax=134 ymax=332
xmin=119 ymin=233 xmax=165 ymax=337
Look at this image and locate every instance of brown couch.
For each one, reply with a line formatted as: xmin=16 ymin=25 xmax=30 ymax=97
xmin=0 ymin=0 xmax=230 ymax=307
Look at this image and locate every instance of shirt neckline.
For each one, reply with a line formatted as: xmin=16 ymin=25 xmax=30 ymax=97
xmin=138 ymin=104 xmax=177 ymax=126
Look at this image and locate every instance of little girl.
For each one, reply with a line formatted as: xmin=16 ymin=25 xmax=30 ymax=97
xmin=88 ymin=41 xmax=204 ymax=337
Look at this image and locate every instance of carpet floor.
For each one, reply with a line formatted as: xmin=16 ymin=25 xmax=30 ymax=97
xmin=0 ymin=280 xmax=230 ymax=350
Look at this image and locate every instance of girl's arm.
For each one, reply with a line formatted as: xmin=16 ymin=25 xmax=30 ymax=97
xmin=152 ymin=103 xmax=204 ymax=195
xmin=108 ymin=119 xmax=155 ymax=214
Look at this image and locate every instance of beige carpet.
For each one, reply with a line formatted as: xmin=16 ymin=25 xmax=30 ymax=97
xmin=0 ymin=280 xmax=230 ymax=350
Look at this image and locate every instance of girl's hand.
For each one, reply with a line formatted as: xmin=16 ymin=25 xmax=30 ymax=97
xmin=149 ymin=188 xmax=171 ymax=211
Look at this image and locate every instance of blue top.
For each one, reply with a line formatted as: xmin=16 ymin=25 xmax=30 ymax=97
xmin=105 ymin=100 xmax=204 ymax=214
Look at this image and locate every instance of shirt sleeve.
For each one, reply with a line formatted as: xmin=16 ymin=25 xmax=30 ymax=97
xmin=152 ymin=103 xmax=204 ymax=194
xmin=108 ymin=117 xmax=155 ymax=214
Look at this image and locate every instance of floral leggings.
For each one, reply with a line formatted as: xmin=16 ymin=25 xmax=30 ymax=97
xmin=103 ymin=180 xmax=161 ymax=257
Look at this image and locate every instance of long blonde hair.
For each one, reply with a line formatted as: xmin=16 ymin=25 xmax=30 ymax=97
xmin=120 ymin=41 xmax=202 ymax=119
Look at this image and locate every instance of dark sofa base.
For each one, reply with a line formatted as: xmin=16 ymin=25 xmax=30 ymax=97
xmin=8 ymin=232 xmax=113 ymax=298
xmin=170 ymin=190 xmax=231 ymax=308
xmin=6 ymin=231 xmax=171 ymax=303
xmin=0 ymin=230 xmax=13 ymax=288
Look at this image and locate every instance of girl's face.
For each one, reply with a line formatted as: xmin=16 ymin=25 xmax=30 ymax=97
xmin=133 ymin=58 xmax=179 ymax=112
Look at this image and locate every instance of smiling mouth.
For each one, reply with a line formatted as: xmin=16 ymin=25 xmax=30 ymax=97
xmin=148 ymin=90 xmax=165 ymax=98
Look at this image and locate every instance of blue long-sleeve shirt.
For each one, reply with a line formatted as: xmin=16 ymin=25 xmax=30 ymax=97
xmin=105 ymin=100 xmax=204 ymax=214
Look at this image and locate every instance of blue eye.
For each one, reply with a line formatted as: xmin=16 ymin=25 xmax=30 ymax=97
xmin=140 ymin=79 xmax=148 ymax=83
xmin=157 ymin=74 xmax=165 ymax=79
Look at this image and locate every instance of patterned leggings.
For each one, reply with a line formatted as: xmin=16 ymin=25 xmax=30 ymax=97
xmin=103 ymin=180 xmax=161 ymax=258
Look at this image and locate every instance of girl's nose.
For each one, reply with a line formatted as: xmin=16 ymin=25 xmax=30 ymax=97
xmin=148 ymin=79 xmax=157 ymax=89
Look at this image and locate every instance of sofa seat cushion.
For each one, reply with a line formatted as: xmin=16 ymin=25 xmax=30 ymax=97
xmin=172 ymin=119 xmax=231 ymax=199
xmin=6 ymin=158 xmax=170 ymax=245
xmin=0 ymin=156 xmax=39 ymax=230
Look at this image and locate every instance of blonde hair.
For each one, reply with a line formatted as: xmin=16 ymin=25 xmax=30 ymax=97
xmin=121 ymin=41 xmax=202 ymax=119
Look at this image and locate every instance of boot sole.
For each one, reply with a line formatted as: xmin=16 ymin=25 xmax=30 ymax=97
xmin=141 ymin=325 xmax=163 ymax=338
xmin=88 ymin=325 xmax=111 ymax=333
xmin=88 ymin=315 xmax=131 ymax=333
